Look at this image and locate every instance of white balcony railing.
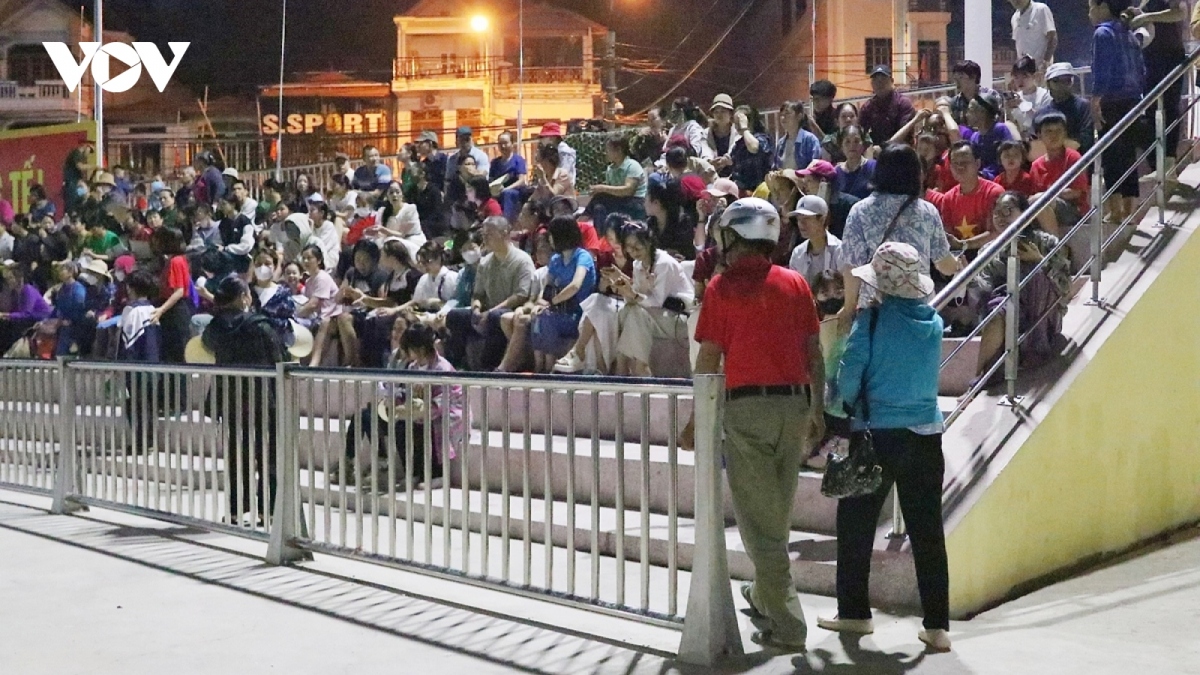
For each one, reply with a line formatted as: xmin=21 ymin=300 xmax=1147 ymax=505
xmin=0 ymin=80 xmax=71 ymax=100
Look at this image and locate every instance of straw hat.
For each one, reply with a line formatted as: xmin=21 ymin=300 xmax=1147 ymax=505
xmin=851 ymin=242 xmax=934 ymax=300
xmin=92 ymin=171 xmax=117 ymax=187
xmin=376 ymin=397 xmax=425 ymax=423
xmin=288 ymin=320 xmax=313 ymax=359
xmin=184 ymin=336 xmax=216 ymax=364
xmin=79 ymin=258 xmax=110 ymax=281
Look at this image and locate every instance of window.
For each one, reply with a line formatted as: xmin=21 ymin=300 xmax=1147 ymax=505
xmin=917 ymin=41 xmax=941 ymax=85
xmin=864 ymin=38 xmax=893 ymax=74
xmin=7 ymin=45 xmax=57 ymax=86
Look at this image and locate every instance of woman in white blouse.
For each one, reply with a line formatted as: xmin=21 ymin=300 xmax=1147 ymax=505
xmin=612 ymin=223 xmax=695 ymax=376
xmin=371 ymin=180 xmax=424 ymax=257
xmin=664 ymin=97 xmax=713 ymax=160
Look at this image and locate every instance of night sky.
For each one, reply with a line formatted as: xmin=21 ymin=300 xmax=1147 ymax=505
xmin=84 ymin=0 xmax=1093 ymax=109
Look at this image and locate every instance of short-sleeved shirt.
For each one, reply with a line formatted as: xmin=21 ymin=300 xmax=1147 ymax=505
xmin=489 ymin=153 xmax=528 ymax=187
xmin=858 ymin=90 xmax=917 ymax=144
xmin=836 ymin=160 xmax=876 ymax=200
xmin=960 ymin=123 xmax=1017 ymax=180
xmin=303 ymin=270 xmax=341 ymax=321
xmin=788 ymin=234 xmax=844 ymax=289
xmin=605 ymin=157 xmax=647 ymax=199
xmin=162 ymin=255 xmax=193 ymax=302
xmin=1011 ymin=1 xmax=1057 ymax=62
xmin=85 ymin=230 xmax=121 ymax=256
xmin=474 ymin=246 xmax=535 ymax=311
xmin=695 ymin=256 xmax=820 ymax=390
xmin=1031 ymin=148 xmax=1089 ymax=211
xmin=996 ymin=171 xmax=1039 ymax=197
xmin=413 ymin=267 xmax=460 ymax=305
xmin=546 ymin=248 xmax=597 ymax=315
xmin=345 ymin=265 xmax=390 ymax=297
xmin=926 ymin=179 xmax=1004 ymax=241
xmin=352 ymin=163 xmax=393 ymax=192
xmin=1037 ymin=95 xmax=1095 ymax=154
xmin=841 ymin=193 xmax=952 ymax=308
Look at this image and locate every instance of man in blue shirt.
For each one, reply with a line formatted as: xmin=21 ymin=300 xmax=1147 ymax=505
xmin=491 ymin=131 xmax=529 ymax=221
xmin=351 ymin=145 xmax=393 ymax=202
xmin=1088 ymin=0 xmax=1146 ymax=223
xmin=445 ymin=126 xmax=491 ymax=205
xmin=416 ymin=131 xmax=448 ymax=194
xmin=1036 ymin=63 xmax=1095 ymax=154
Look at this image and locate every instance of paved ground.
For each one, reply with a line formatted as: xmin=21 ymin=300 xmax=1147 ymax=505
xmin=1 ymin=489 xmax=1198 ymax=675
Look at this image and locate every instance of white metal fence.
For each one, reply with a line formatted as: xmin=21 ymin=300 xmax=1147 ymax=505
xmin=0 ymin=359 xmax=735 ymax=664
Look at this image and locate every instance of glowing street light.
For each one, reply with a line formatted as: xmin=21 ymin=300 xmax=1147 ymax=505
xmin=470 ymin=15 xmax=489 ymax=32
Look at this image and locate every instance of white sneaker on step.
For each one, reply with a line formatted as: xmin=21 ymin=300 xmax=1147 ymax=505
xmin=553 ymin=350 xmax=585 ymax=373
xmin=816 ymin=616 xmax=874 ymax=634
xmin=918 ymin=628 xmax=952 ymax=652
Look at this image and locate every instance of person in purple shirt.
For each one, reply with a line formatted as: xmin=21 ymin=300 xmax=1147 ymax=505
xmin=1089 ymin=0 xmax=1146 ymax=224
xmin=0 ymin=262 xmax=53 ymax=354
xmin=959 ymin=91 xmax=1018 ymax=180
xmin=859 ymin=65 xmax=917 ymax=144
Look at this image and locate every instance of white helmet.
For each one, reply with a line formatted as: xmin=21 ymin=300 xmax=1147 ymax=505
xmin=718 ymin=197 xmax=781 ymax=244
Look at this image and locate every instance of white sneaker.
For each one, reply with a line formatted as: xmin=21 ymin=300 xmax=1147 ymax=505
xmin=918 ymin=628 xmax=952 ymax=652
xmin=553 ymin=350 xmax=585 ymax=373
xmin=816 ymin=616 xmax=874 ymax=634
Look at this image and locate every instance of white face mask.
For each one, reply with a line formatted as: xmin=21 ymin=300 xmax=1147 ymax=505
xmin=79 ymin=272 xmax=97 ymax=285
xmin=462 ymin=250 xmax=481 ymax=265
xmin=254 ymin=265 xmax=274 ymax=282
xmin=113 ymin=270 xmax=126 ymax=283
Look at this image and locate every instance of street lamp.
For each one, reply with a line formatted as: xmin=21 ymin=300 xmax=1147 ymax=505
xmin=470 ymin=15 xmax=489 ymax=32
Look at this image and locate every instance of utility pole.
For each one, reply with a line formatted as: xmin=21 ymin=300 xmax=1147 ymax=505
xmin=601 ymin=30 xmax=617 ymax=120
xmin=964 ymin=0 xmax=993 ymax=85
xmin=94 ymin=0 xmax=104 ymax=167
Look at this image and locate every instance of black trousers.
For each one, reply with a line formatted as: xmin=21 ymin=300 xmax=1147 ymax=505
xmin=1100 ymin=96 xmax=1146 ymax=199
xmin=1146 ymin=61 xmax=1185 ymax=167
xmin=225 ymin=403 xmax=277 ymax=521
xmin=444 ymin=306 xmax=508 ymax=371
xmin=835 ymin=429 xmax=949 ymax=630
xmin=344 ymin=407 xmax=440 ymax=480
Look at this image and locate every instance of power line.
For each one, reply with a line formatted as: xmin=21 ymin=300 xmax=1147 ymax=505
xmin=628 ymin=0 xmax=759 ymax=115
xmin=613 ymin=0 xmax=724 ymax=95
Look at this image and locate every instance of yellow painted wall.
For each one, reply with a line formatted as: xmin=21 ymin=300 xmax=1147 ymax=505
xmin=946 ymin=225 xmax=1200 ymax=617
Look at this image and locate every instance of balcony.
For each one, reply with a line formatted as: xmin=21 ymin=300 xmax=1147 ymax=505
xmin=393 ymin=56 xmax=495 ymax=81
xmin=0 ymin=80 xmax=82 ymax=114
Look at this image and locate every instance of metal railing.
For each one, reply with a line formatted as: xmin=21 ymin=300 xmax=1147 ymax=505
xmin=907 ymin=47 xmax=1200 ymax=539
xmin=0 ymin=359 xmax=735 ymax=664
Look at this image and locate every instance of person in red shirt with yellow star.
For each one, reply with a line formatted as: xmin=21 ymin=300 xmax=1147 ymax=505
xmin=924 ymin=142 xmax=1004 ymax=258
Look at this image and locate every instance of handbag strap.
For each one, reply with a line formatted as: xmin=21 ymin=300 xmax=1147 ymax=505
xmin=877 ymin=195 xmax=915 ymax=251
xmin=858 ymin=307 xmax=880 ymax=425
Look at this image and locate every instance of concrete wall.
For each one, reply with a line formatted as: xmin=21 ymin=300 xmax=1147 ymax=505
xmin=945 ymin=220 xmax=1200 ymax=618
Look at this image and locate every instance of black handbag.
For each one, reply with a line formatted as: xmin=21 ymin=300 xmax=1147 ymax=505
xmin=820 ymin=308 xmax=884 ymax=499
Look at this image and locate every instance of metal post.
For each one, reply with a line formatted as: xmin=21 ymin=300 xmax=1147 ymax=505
xmin=51 ymin=359 xmax=85 ymax=514
xmin=266 ymin=363 xmax=311 ymax=564
xmin=274 ymin=0 xmax=287 ymax=180
xmin=1155 ymin=96 xmax=1167 ymax=227
xmin=602 ymin=31 xmax=617 ymax=120
xmin=1003 ymin=234 xmax=1022 ymax=405
xmin=679 ymin=374 xmax=742 ymax=666
xmin=888 ymin=489 xmax=906 ymax=538
xmin=1089 ymin=155 xmax=1104 ymax=305
xmin=93 ymin=0 xmax=104 ymax=166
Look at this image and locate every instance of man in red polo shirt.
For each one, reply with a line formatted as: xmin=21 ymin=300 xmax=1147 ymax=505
xmin=925 ymin=141 xmax=1004 ymax=255
xmin=1030 ymin=111 xmax=1089 ymax=218
xmin=691 ymin=197 xmax=824 ymax=652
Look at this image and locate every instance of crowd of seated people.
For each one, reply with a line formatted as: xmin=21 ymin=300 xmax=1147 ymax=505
xmin=0 ymin=59 xmax=1116 ymax=384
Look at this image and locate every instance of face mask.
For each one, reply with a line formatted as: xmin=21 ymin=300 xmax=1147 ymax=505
xmin=817 ymin=297 xmax=844 ymax=317
xmin=75 ymin=185 xmax=87 ymax=197
xmin=254 ymin=265 xmax=274 ymax=281
xmin=462 ymin=250 xmax=481 ymax=265
xmin=113 ymin=270 xmax=126 ymax=283
xmin=79 ymin=272 xmax=97 ymax=285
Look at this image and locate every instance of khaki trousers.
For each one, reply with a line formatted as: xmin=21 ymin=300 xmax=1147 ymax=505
xmin=723 ymin=391 xmax=811 ymax=642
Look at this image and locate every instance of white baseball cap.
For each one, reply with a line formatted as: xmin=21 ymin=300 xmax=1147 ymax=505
xmin=1045 ymin=62 xmax=1076 ymax=81
xmin=788 ymin=194 xmax=829 ymax=218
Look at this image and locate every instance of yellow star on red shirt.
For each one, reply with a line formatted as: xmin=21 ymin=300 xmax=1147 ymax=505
xmin=954 ymin=217 xmax=977 ymax=239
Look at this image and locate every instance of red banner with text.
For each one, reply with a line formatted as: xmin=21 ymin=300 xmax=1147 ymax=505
xmin=0 ymin=122 xmax=96 ymax=219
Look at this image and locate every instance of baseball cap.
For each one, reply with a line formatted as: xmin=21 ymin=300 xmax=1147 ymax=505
xmin=975 ymin=91 xmax=1005 ymax=117
xmin=1045 ymin=62 xmax=1076 ymax=81
xmin=705 ymin=178 xmax=740 ymax=200
xmin=798 ymin=160 xmax=837 ymax=182
xmin=222 ymin=167 xmax=239 ymax=179
xmin=456 ymin=126 xmax=473 ymax=137
xmin=417 ymin=130 xmax=439 ymax=145
xmin=788 ymin=194 xmax=829 ymax=218
xmin=680 ymin=175 xmax=707 ymax=202
xmin=710 ymin=93 xmax=734 ymax=112
xmin=334 ymin=152 xmax=350 ymax=162
xmin=538 ymin=122 xmax=563 ymax=137
xmin=869 ymin=64 xmax=892 ymax=79
xmin=306 ymin=192 xmax=326 ymax=205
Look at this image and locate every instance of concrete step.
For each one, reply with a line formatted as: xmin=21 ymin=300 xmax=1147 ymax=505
xmin=72 ymin=450 xmax=918 ymax=609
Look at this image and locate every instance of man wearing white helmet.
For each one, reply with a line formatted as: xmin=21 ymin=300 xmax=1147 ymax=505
xmin=690 ymin=196 xmax=825 ymax=652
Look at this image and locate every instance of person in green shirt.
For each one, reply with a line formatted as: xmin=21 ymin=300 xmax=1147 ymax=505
xmin=158 ymin=188 xmax=180 ymax=230
xmin=83 ymin=222 xmax=122 ymax=261
xmin=587 ymin=136 xmax=647 ymax=223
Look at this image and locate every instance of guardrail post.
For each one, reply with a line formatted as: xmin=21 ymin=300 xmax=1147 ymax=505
xmin=1003 ymin=235 xmax=1022 ymax=406
xmin=267 ymin=362 xmax=311 ymax=564
xmin=1155 ymin=97 xmax=1168 ymax=228
xmin=1089 ymin=153 xmax=1104 ymax=306
xmin=50 ymin=358 xmax=85 ymax=514
xmin=679 ymin=374 xmax=742 ymax=665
